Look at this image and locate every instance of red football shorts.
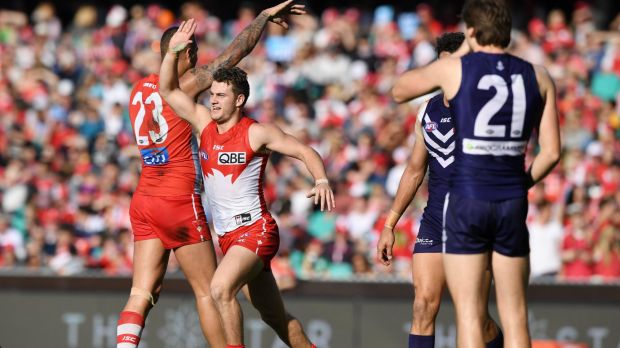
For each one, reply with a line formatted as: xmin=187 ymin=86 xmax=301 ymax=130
xmin=130 ymin=193 xmax=211 ymax=249
xmin=218 ymin=216 xmax=280 ymax=270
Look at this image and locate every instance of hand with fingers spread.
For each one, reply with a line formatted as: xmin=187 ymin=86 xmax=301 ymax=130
xmin=169 ymin=18 xmax=197 ymax=53
xmin=306 ymin=179 xmax=336 ymax=212
xmin=376 ymin=226 xmax=395 ymax=266
xmin=262 ymin=0 xmax=307 ymax=30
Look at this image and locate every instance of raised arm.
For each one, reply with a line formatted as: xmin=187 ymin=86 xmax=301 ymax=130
xmin=526 ymin=65 xmax=561 ymax=188
xmin=249 ymin=123 xmax=335 ymax=211
xmin=180 ymin=0 xmax=306 ymax=99
xmin=159 ymin=20 xmax=210 ymax=135
xmin=377 ymin=105 xmax=430 ymax=266
xmin=391 ymin=57 xmax=461 ymax=103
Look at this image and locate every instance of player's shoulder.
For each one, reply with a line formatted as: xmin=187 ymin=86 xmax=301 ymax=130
xmin=531 ymin=64 xmax=554 ymax=96
xmin=247 ymin=118 xmax=269 ymax=133
xmin=428 ymin=92 xmax=444 ymax=105
xmin=132 ymin=74 xmax=159 ymax=92
xmin=249 ymin=119 xmax=286 ymax=140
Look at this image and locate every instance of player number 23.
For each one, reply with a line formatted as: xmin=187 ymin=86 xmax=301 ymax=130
xmin=474 ymin=74 xmax=526 ymax=138
xmin=132 ymin=91 xmax=169 ymax=146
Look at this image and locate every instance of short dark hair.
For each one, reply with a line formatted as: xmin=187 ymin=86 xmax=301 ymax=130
xmin=213 ymin=67 xmax=250 ymax=106
xmin=160 ymin=26 xmax=198 ymax=67
xmin=435 ymin=32 xmax=465 ymax=55
xmin=461 ymin=0 xmax=512 ymax=48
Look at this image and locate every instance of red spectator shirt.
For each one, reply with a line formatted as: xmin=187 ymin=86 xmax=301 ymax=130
xmin=561 ymin=233 xmax=593 ymax=279
xmin=593 ymin=251 xmax=620 ymax=280
xmin=128 ymin=74 xmax=202 ymax=196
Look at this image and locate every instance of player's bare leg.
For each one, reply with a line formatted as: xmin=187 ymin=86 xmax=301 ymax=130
xmin=122 ymin=238 xmax=169 ymax=315
xmin=175 ymin=240 xmax=227 ymax=348
xmin=210 ymin=246 xmax=264 ymax=346
xmin=492 ymin=252 xmax=530 ymax=348
xmin=117 ymin=239 xmax=169 ymax=347
xmin=242 ymin=270 xmax=313 ymax=348
xmin=481 ymin=267 xmax=502 ymax=346
xmin=443 ymin=252 xmax=488 ymax=348
xmin=410 ymin=252 xmax=444 ymax=346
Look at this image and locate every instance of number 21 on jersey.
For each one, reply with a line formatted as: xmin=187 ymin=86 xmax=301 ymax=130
xmin=474 ymin=74 xmax=526 ymax=138
xmin=463 ymin=73 xmax=529 ymax=156
xmin=132 ymin=91 xmax=169 ymax=146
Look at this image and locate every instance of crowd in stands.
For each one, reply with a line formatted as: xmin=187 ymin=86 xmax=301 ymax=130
xmin=0 ymin=1 xmax=619 ymax=285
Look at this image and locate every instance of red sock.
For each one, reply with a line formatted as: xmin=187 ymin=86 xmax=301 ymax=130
xmin=226 ymin=345 xmax=245 ymax=348
xmin=117 ymin=311 xmax=145 ymax=348
xmin=312 ymin=345 xmax=317 ymax=348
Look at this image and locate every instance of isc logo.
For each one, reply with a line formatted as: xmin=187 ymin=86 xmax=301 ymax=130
xmin=218 ymin=152 xmax=246 ymax=165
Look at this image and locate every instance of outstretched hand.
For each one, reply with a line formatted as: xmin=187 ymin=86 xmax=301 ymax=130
xmin=169 ymin=18 xmax=197 ymax=53
xmin=306 ymin=182 xmax=336 ymax=212
xmin=262 ymin=0 xmax=307 ymax=30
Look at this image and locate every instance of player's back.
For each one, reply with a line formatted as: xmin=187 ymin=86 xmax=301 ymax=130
xmin=449 ymin=52 xmax=543 ymax=201
xmin=129 ymin=74 xmax=202 ymax=196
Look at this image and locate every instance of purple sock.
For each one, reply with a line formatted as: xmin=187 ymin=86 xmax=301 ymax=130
xmin=485 ymin=328 xmax=504 ymax=348
xmin=408 ymin=334 xmax=435 ymax=348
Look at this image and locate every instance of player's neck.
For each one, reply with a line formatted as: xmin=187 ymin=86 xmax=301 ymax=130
xmin=473 ymin=45 xmax=505 ymax=54
xmin=215 ymin=111 xmax=243 ymax=134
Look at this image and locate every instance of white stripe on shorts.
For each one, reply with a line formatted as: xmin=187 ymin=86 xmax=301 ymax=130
xmin=442 ymin=192 xmax=450 ymax=254
xmin=191 ymin=194 xmax=199 ymax=220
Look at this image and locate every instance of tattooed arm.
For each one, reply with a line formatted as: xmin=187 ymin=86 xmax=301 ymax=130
xmin=179 ymin=0 xmax=306 ymax=99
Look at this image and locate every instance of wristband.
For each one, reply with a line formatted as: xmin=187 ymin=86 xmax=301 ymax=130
xmin=169 ymin=43 xmax=187 ymax=54
xmin=315 ymin=178 xmax=329 ymax=186
xmin=384 ymin=209 xmax=402 ymax=230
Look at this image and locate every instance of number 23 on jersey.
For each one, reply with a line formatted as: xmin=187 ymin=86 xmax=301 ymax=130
xmin=131 ymin=91 xmax=169 ymax=146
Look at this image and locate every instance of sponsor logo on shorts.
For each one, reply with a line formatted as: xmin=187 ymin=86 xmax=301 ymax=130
xmin=424 ymin=121 xmax=438 ymax=132
xmin=218 ymin=152 xmax=246 ymax=165
xmin=234 ymin=213 xmax=252 ymax=225
xmin=415 ymin=237 xmax=435 ymax=246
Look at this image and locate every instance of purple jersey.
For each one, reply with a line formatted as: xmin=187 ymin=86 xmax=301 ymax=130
xmin=449 ymin=52 xmax=543 ymax=201
xmin=418 ymin=93 xmax=454 ymax=236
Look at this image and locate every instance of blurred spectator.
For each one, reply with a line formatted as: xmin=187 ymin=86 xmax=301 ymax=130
xmin=561 ymin=211 xmax=593 ymax=281
xmin=529 ymin=200 xmax=563 ymax=279
xmin=0 ymin=213 xmax=26 ymax=264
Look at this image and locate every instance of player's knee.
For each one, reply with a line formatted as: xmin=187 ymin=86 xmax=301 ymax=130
xmin=209 ymin=281 xmax=234 ymax=303
xmin=194 ymin=291 xmax=215 ymax=305
xmin=413 ymin=293 xmax=441 ymax=320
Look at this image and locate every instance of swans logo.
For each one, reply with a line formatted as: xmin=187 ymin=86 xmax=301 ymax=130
xmin=218 ymin=152 xmax=246 ymax=165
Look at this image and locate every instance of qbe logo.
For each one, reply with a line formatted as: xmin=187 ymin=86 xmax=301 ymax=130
xmin=218 ymin=152 xmax=246 ymax=165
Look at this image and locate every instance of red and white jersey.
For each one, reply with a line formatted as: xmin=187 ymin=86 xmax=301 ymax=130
xmin=199 ymin=117 xmax=271 ymax=235
xmin=129 ymin=74 xmax=202 ymax=196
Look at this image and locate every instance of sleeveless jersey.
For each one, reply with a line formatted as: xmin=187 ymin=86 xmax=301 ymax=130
xmin=199 ymin=117 xmax=272 ymax=235
xmin=418 ymin=93 xmax=455 ymax=230
xmin=449 ymin=52 xmax=543 ymax=201
xmin=128 ymin=74 xmax=202 ymax=196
